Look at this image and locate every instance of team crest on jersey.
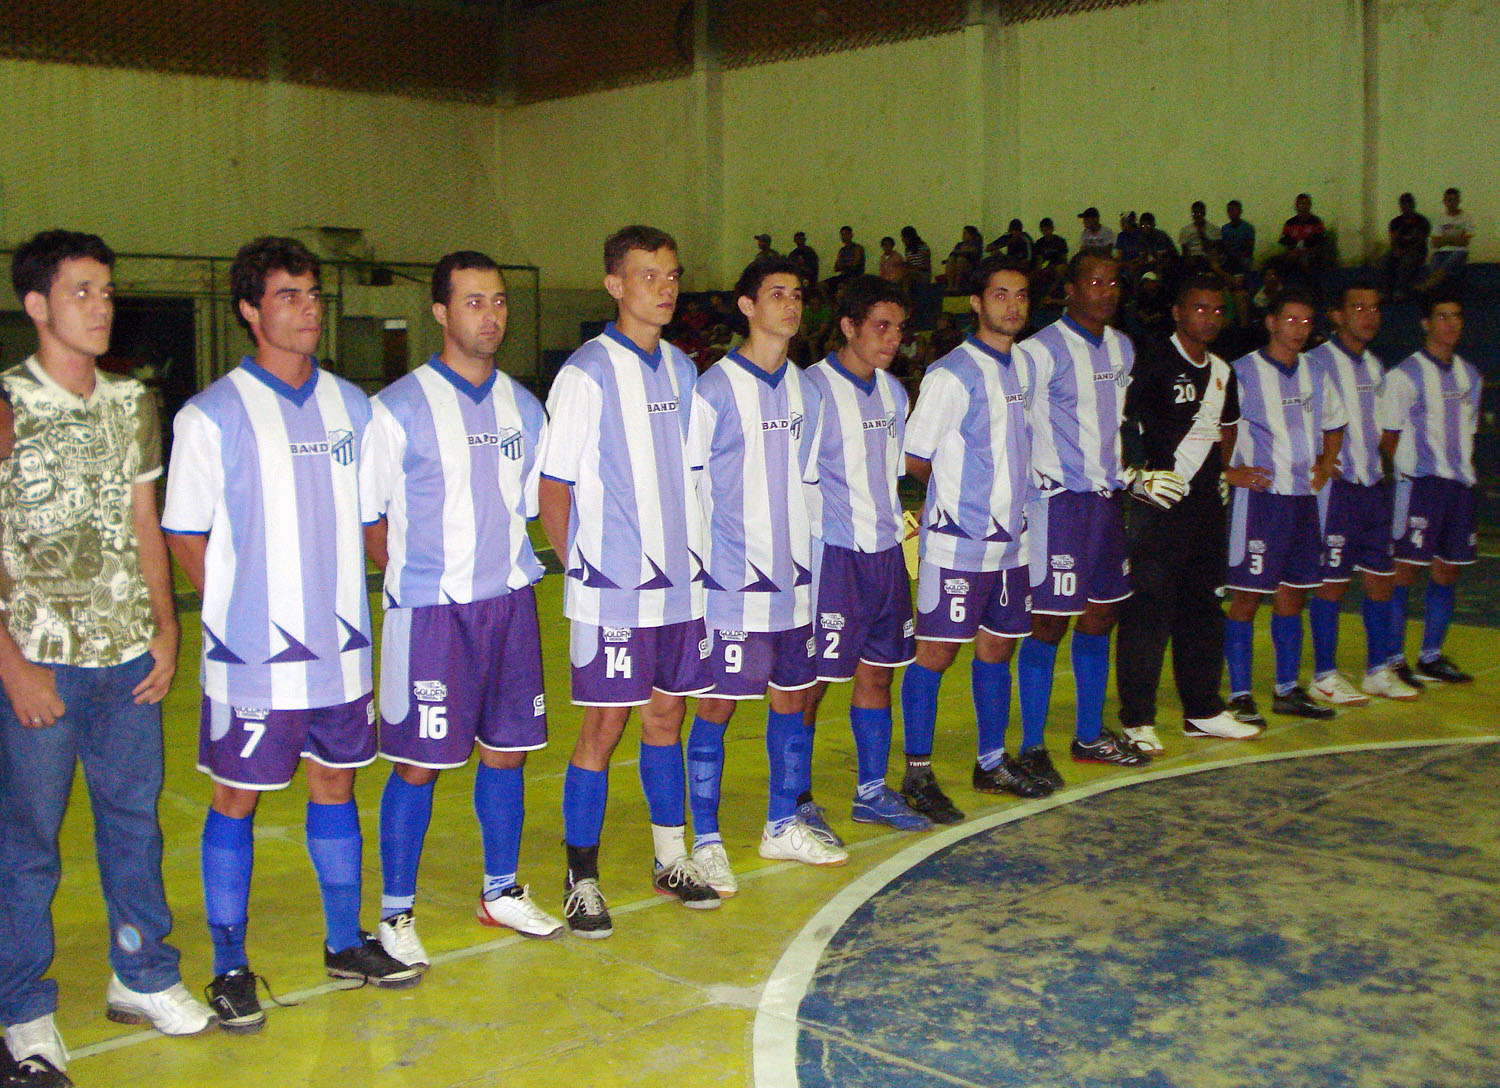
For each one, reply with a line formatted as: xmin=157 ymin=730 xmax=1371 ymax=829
xmin=498 ymin=427 xmax=523 ymax=460
xmin=1051 ymin=554 xmax=1075 ymax=571
xmin=602 ymin=627 xmax=633 ymax=643
xmin=413 ymin=680 xmax=447 ymax=703
xmin=328 ymin=428 xmax=355 ymax=466
xmin=820 ymin=612 xmax=845 ymax=631
xmin=533 ymin=694 xmax=546 ymax=716
xmin=944 ymin=578 xmax=971 ymax=596
xmin=235 ymin=707 xmax=269 ymax=721
xmin=790 ymin=411 xmax=804 ymax=440
xmin=719 ymin=629 xmax=747 ymax=642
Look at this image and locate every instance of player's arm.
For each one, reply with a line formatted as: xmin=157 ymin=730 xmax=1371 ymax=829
xmin=131 ymin=479 xmax=178 ymax=704
xmin=538 ymin=478 xmax=571 ymax=560
xmin=0 ymin=396 xmax=13 ymax=459
xmin=904 ymin=455 xmax=932 ymax=486
xmin=165 ymin=533 xmax=208 ymax=596
xmin=1220 ymin=421 xmax=1269 ymax=490
xmin=363 ymin=520 xmax=390 ymax=571
xmin=1312 ymin=427 xmax=1344 ymax=491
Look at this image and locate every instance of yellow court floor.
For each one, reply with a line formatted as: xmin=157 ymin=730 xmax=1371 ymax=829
xmin=39 ymin=582 xmax=1500 ymax=1087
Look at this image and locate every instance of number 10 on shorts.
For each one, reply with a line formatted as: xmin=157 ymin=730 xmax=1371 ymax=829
xmin=1052 ymin=571 xmax=1077 ymax=597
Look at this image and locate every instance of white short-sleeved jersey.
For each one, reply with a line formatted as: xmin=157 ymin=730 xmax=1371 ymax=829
xmin=1378 ymin=350 xmax=1480 ymax=485
xmin=361 ymin=356 xmax=546 ymax=608
xmin=1305 ymin=339 xmax=1384 ymax=487
xmin=162 ymin=359 xmax=373 ymax=709
xmin=904 ymin=337 xmax=1030 ymax=572
xmin=1229 ymin=350 xmax=1348 ymax=496
xmin=687 ymin=352 xmax=816 ymax=632
xmin=803 ymin=354 xmax=907 ymax=553
xmin=538 ymin=324 xmax=704 ymax=627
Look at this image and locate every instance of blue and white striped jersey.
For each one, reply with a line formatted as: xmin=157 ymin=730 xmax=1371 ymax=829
xmin=904 ymin=337 xmax=1030 ymax=572
xmin=1306 ymin=339 xmax=1384 ymax=486
xmin=1379 ymin=350 xmax=1480 ymax=485
xmin=360 ymin=356 xmax=546 ymax=608
xmin=162 ymin=359 xmax=373 ymax=709
xmin=804 ymin=354 xmax=907 ymax=553
xmin=539 ymin=324 xmax=705 ymax=627
xmin=1229 ymin=350 xmax=1348 ymax=496
xmin=687 ymin=352 xmax=816 ymax=632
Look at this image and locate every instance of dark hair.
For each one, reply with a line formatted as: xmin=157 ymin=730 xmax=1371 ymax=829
xmin=840 ymin=224 xmax=853 ymax=234
xmin=1419 ymin=290 xmax=1461 ymax=319
xmin=1173 ymin=272 xmax=1227 ymax=305
xmin=1334 ymin=274 xmax=1380 ymax=309
xmin=835 ymin=274 xmax=907 ymax=327
xmin=1039 ymin=217 xmax=1055 ymax=230
xmin=900 ymin=225 xmax=920 ymax=245
xmin=603 ymin=224 xmax=677 ymax=276
xmin=1066 ymin=249 xmax=1118 ymax=286
xmin=1191 ymin=200 xmax=1206 ymax=214
xmin=1399 ymin=192 xmax=1415 ymax=206
xmin=969 ymin=255 xmax=1031 ymax=297
xmin=734 ymin=255 xmax=804 ymax=307
xmin=1444 ymin=187 xmax=1460 ymax=198
xmin=881 ymin=236 xmax=895 ymax=247
xmin=1227 ymin=199 xmax=1243 ymax=211
xmin=229 ymin=236 xmax=320 ymax=333
xmin=1008 ymin=218 xmax=1024 ymax=232
xmin=432 ymin=250 xmax=502 ymax=306
xmin=1140 ymin=212 xmax=1157 ymax=227
xmin=1267 ymin=288 xmax=1317 ymax=316
xmin=11 ymin=229 xmax=115 ymax=301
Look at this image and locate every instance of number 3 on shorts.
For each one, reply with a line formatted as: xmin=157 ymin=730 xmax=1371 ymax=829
xmin=1248 ymin=553 xmax=1264 ymax=575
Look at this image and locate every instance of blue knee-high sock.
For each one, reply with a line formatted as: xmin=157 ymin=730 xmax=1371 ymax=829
xmin=765 ymin=708 xmax=807 ymax=827
xmin=379 ymin=772 xmax=433 ymax=918
xmin=1016 ymin=638 xmax=1057 ymax=749
xmin=638 ymin=741 xmax=686 ymax=827
xmin=1270 ymin=613 xmax=1303 ymax=694
xmin=900 ymin=663 xmax=942 ymax=761
xmin=1388 ymin=585 xmax=1411 ymax=666
xmin=474 ymin=764 xmax=524 ymax=898
xmin=1421 ymin=583 xmax=1456 ymax=661
xmin=562 ymin=763 xmax=608 ymax=848
xmin=849 ymin=706 xmax=891 ymax=796
xmin=1309 ymin=596 xmax=1341 ymax=678
xmin=202 ymin=809 xmax=253 ymax=975
xmin=1361 ymin=596 xmax=1392 ymax=673
xmin=1071 ymin=632 xmax=1110 ymax=743
xmin=686 ymin=717 xmax=728 ymax=844
xmin=972 ymin=660 xmax=1011 ymax=769
xmin=1225 ymin=618 xmax=1254 ymax=697
xmin=306 ymin=800 xmax=362 ymax=955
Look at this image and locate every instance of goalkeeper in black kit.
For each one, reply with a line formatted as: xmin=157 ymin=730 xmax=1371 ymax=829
xmin=1114 ymin=274 xmax=1262 ymax=753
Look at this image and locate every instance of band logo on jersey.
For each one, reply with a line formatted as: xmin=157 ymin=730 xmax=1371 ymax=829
xmin=465 ymin=428 xmax=525 ymax=460
xmin=413 ymin=680 xmax=447 ymax=703
xmin=861 ymin=413 xmax=899 ymax=437
xmin=289 ymin=430 xmax=353 ymax=463
xmin=646 ymin=400 xmax=679 ymax=414
xmin=761 ymin=418 xmax=791 ymax=432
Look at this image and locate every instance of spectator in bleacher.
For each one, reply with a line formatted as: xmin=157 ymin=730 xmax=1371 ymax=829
xmin=877 ymin=236 xmax=906 ymax=283
xmin=1221 ymin=199 xmax=1256 ymax=273
xmin=1078 ymin=207 xmax=1116 ymax=255
xmin=943 ymin=226 xmax=984 ymax=293
xmin=1032 ymin=217 xmax=1069 ymax=304
xmin=754 ymin=233 xmax=780 ymax=258
xmin=1179 ymin=200 xmax=1221 ymax=261
xmin=1423 ymin=186 xmax=1473 ymax=291
xmin=1138 ymin=212 xmax=1180 ymax=272
xmin=1278 ymin=193 xmax=1328 ymax=286
xmin=789 ymin=231 xmax=820 ymax=286
xmin=1124 ymin=270 xmax=1173 ymax=341
xmin=1115 ymin=212 xmax=1142 ymax=270
xmin=825 ymin=225 xmax=865 ymax=294
xmin=1382 ymin=192 xmax=1430 ymax=300
xmin=901 ymin=226 xmax=933 ymax=287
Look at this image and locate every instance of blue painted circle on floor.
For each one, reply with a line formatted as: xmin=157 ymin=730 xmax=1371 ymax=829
xmin=795 ymin=744 xmax=1500 ymax=1088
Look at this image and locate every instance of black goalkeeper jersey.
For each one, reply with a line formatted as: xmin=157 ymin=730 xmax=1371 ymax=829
xmin=1124 ymin=333 xmax=1240 ymax=498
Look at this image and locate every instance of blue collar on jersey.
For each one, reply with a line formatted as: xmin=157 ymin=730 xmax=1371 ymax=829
xmin=1060 ymin=313 xmax=1105 ymax=348
xmin=1418 ymin=348 xmax=1455 ymax=370
xmin=963 ymin=335 xmax=1013 ymax=366
xmin=1327 ymin=336 xmax=1366 ymax=365
xmin=1258 ymin=349 xmax=1301 ymax=378
xmin=728 ymin=349 xmax=787 ymax=388
xmin=827 ymin=352 xmax=878 ymax=395
xmin=603 ymin=322 xmax=664 ymax=370
xmin=241 ymin=356 xmax=319 ymax=406
xmin=427 ymin=354 xmax=496 ymax=403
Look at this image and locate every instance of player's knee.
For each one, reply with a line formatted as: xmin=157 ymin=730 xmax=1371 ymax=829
xmin=394 ymin=761 xmax=439 ymax=787
xmin=1030 ymin=614 xmax=1068 ymax=645
xmin=305 ymin=762 xmax=356 ymax=804
xmin=477 ymin=748 xmax=525 ymax=771
xmin=915 ymin=639 xmax=960 ymax=672
xmin=211 ymin=784 xmax=260 ymax=820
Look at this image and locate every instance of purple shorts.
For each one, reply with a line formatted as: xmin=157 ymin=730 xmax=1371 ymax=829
xmin=814 ymin=542 xmax=916 ymax=681
xmin=706 ymin=625 xmax=818 ymax=699
xmin=1027 ymin=491 xmax=1131 ymax=615
xmin=1393 ymin=476 xmax=1478 ymax=566
xmin=570 ymin=618 xmax=712 ymax=706
xmin=1228 ymin=489 xmax=1322 ymax=592
xmin=379 ymin=589 xmax=547 ymax=768
xmin=915 ymin=562 xmax=1030 ymax=641
xmin=198 ymin=693 xmax=376 ymax=790
xmin=1318 ymin=479 xmax=1394 ymax=581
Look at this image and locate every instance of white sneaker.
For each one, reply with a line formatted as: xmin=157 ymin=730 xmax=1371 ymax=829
xmin=1122 ymin=725 xmax=1164 ymax=755
xmin=1361 ymin=665 xmax=1420 ymax=701
xmin=1310 ymin=672 xmax=1371 ymax=707
xmin=1183 ymin=711 xmax=1262 ymax=739
xmin=477 ymin=884 xmax=565 ymax=938
xmin=377 ymin=909 xmax=430 ymax=970
xmin=692 ymin=841 xmax=738 ymax=897
xmin=6 ymin=1013 xmax=69 ymax=1073
xmin=105 ymin=975 xmax=213 ymax=1036
xmin=758 ymin=819 xmax=849 ymax=866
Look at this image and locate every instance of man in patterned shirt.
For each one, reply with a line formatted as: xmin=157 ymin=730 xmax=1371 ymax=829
xmin=0 ymin=230 xmax=211 ymax=1083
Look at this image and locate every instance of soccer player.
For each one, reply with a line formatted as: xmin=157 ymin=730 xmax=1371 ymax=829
xmin=898 ymin=256 xmax=1045 ymax=812
xmin=1012 ymin=251 xmax=1151 ymax=787
xmin=800 ymin=275 xmax=929 ymax=835
xmin=0 ymin=231 xmax=211 ymax=1083
xmin=1222 ymin=291 xmax=1347 ymax=724
xmin=538 ymin=226 xmax=719 ymax=939
xmin=163 ymin=237 xmax=418 ymax=1034
xmin=684 ymin=256 xmax=848 ymax=896
xmin=1305 ymin=281 xmax=1418 ymax=704
xmin=1380 ymin=295 xmax=1479 ymax=685
xmin=361 ymin=251 xmax=564 ymax=969
xmin=1115 ymin=273 xmax=1259 ymax=752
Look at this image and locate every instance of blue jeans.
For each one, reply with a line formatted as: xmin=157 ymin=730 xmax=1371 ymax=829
xmin=0 ymin=654 xmax=182 ymax=1024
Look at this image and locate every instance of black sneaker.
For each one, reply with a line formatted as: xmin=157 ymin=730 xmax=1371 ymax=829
xmin=1017 ymin=745 xmax=1064 ymax=790
xmin=1415 ymin=655 xmax=1473 ymax=684
xmin=563 ymin=874 xmax=613 ymax=939
xmin=325 ymin=933 xmax=423 ymax=989
xmin=1392 ymin=660 xmax=1427 ymax=690
xmin=973 ymin=754 xmax=1053 ymax=798
xmin=1226 ymin=693 xmax=1268 ymax=728
xmin=651 ymin=857 xmax=721 ymax=910
xmin=205 ymin=967 xmax=266 ymax=1034
xmin=1070 ymin=728 xmax=1151 ymax=766
xmin=4 ymin=1057 xmax=71 ymax=1088
xmin=1271 ymin=686 xmax=1336 ymax=720
xmin=900 ymin=771 xmax=965 ymax=824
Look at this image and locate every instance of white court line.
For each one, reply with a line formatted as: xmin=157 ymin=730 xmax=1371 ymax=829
xmin=750 ymin=733 xmax=1500 ymax=1088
